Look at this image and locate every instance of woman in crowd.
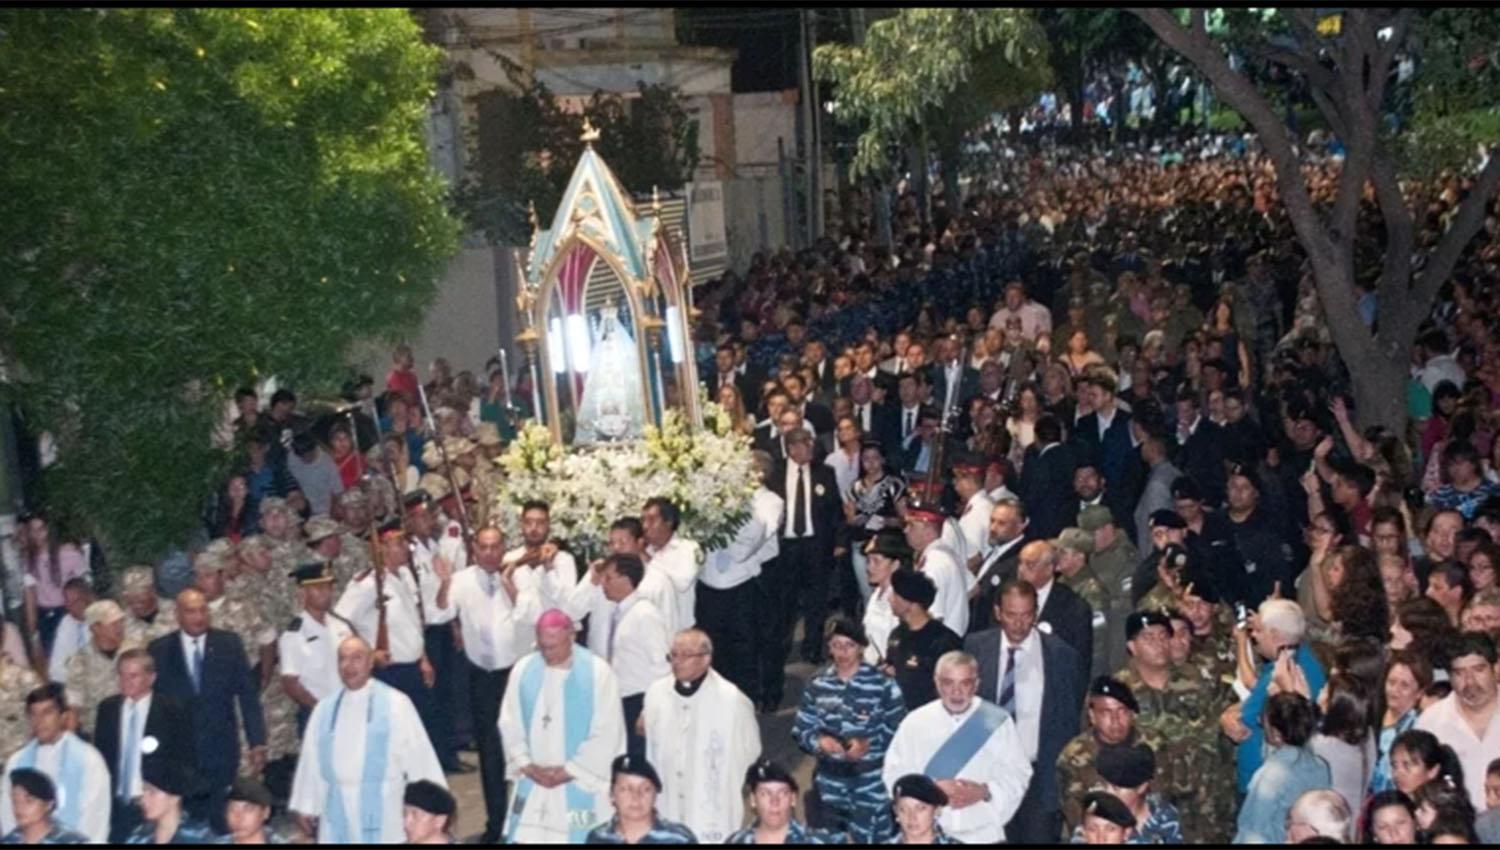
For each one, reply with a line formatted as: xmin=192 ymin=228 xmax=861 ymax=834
xmin=1370 ymin=650 xmax=1434 ymax=795
xmin=717 ymin=383 xmax=756 ymax=437
xmin=1466 ymin=541 xmax=1499 ymax=593
xmin=1309 ymin=673 xmax=1377 ymax=815
xmin=1234 ymin=692 xmax=1332 ymax=844
xmin=846 ymin=441 xmax=906 ymax=602
xmin=1204 ymin=297 xmax=1252 ymax=388
xmin=1389 ymin=730 xmax=1465 ymax=800
xmin=1059 ymin=329 xmax=1106 ymax=377
xmin=18 ymin=511 xmax=89 ymax=656
xmin=1362 ymin=790 xmax=1420 ymax=845
xmin=1415 ymin=777 xmax=1478 ymax=840
xmin=1389 ymin=597 xmax=1461 ymax=670
xmin=205 ymin=473 xmax=255 ymax=543
xmin=328 ymin=425 xmax=366 ymax=490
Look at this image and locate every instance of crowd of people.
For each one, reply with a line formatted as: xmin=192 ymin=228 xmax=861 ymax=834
xmin=6 ymin=132 xmax=1500 ymax=845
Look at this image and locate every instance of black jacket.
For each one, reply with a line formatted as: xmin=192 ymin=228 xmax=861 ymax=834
xmin=966 ymin=628 xmax=1085 ymax=813
xmin=148 ymin=629 xmax=265 ymax=781
xmin=969 ymin=536 xmax=1026 ymax=635
xmin=1020 ymin=442 xmax=1078 ymax=540
xmin=770 ymin=461 xmax=845 ymax=552
xmin=1039 ymin=581 xmax=1095 ymax=684
xmin=95 ymin=691 xmax=197 ymax=797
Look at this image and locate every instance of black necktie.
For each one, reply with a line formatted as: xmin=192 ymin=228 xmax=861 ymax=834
xmin=904 ymin=410 xmax=914 ymax=439
xmin=794 ymin=466 xmax=808 ymax=537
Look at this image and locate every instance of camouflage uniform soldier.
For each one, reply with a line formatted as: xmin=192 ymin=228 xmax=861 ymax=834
xmin=1057 ymin=677 xmax=1165 ymax=838
xmin=1080 ymin=506 xmax=1138 ymax=626
xmin=469 ymin=428 xmax=504 ymax=529
xmin=1054 ymin=529 xmax=1111 ymax=682
xmin=0 ymin=655 xmax=41 ymax=756
xmin=1114 ymin=611 xmax=1231 ymax=845
xmin=63 ymin=600 xmax=140 ymax=737
xmin=1171 ymin=596 xmax=1240 ymax=843
xmin=305 ymin=514 xmax=368 ymax=594
xmin=118 ymin=566 xmax=177 ymax=645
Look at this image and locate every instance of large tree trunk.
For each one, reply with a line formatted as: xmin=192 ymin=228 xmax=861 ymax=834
xmin=870 ymin=176 xmax=893 ymax=250
xmin=1348 ymin=349 xmax=1411 ymax=438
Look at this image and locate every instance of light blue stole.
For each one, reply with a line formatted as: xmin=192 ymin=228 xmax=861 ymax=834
xmin=317 ymin=682 xmax=392 ymax=843
xmin=923 ymin=699 xmax=1007 ymax=779
xmin=14 ymin=733 xmax=86 ymax=832
xmin=505 ymin=648 xmax=598 ymax=845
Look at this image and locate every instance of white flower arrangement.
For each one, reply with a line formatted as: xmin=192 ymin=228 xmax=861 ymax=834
xmin=493 ymin=404 xmax=757 ymax=554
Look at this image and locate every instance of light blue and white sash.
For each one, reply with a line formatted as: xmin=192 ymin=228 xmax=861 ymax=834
xmin=923 ymin=699 xmax=1007 ymax=779
xmin=505 ymin=649 xmax=599 ymax=844
xmin=317 ymin=683 xmax=392 ymax=843
xmin=14 ymin=733 xmax=86 ymax=832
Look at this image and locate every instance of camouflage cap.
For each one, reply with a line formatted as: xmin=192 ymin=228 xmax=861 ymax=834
xmin=443 ymin=437 xmax=476 ymax=457
xmin=236 ymin=534 xmax=270 ymax=554
xmin=1054 ymin=528 xmax=1095 ymax=556
xmin=474 ymin=422 xmax=502 ymax=447
xmin=119 ymin=566 xmax=156 ymax=596
xmin=338 ymin=487 xmax=369 ymax=507
xmin=421 ymin=441 xmax=445 ymax=470
xmin=420 ymin=472 xmax=451 ymax=502
xmin=304 ymin=515 xmax=344 ymax=543
xmin=1077 ymin=504 xmax=1114 ymax=532
xmin=84 ymin=599 xmax=126 ymax=627
xmin=258 ymin=496 xmax=292 ymax=518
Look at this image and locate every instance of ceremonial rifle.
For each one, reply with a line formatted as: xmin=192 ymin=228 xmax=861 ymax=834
xmin=923 ymin=334 xmax=968 ymax=498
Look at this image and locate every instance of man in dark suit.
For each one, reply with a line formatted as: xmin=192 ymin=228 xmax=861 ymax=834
xmin=766 ymin=428 xmax=845 ymax=680
xmin=1173 ymin=391 xmax=1227 ymax=507
xmin=1073 ymin=371 xmax=1136 ymax=516
xmin=1017 ymin=540 xmax=1094 ymax=681
xmin=783 ymin=372 xmax=834 ymax=438
xmin=1019 ymin=414 xmax=1077 ymax=540
xmin=969 ymin=498 xmax=1028 ymax=634
xmin=849 ymin=375 xmax=898 ymax=450
xmin=95 ymin=646 xmax=197 ymax=842
xmin=147 ymin=589 xmax=265 ymax=833
xmin=802 ymin=339 xmax=838 ymax=398
xmin=965 ymin=579 xmax=1085 ymax=844
xmin=927 ymin=335 xmax=980 ymax=419
xmin=710 ymin=342 xmax=759 ymax=413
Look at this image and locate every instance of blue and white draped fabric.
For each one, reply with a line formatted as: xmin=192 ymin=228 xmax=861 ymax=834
xmin=317 ymin=684 xmax=392 ymax=844
xmin=922 ymin=700 xmax=1007 ymax=779
xmin=13 ymin=735 xmax=86 ymax=832
xmin=505 ymin=649 xmax=599 ymax=845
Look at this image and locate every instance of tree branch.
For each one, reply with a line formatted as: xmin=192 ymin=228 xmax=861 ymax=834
xmin=1127 ymin=8 xmax=1337 ymax=269
xmin=1409 ymin=148 xmax=1500 ymax=316
xmin=1369 ymin=148 xmax=1416 ymax=346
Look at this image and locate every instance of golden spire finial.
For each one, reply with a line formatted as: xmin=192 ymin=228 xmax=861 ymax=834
xmin=580 ymin=117 xmax=600 ymax=145
xmin=651 ymin=185 xmax=661 ymax=214
xmin=527 ymin=200 xmax=539 ymax=251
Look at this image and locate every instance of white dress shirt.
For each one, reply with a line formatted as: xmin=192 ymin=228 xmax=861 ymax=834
xmin=606 ymin=592 xmax=671 ymax=698
xmin=450 ymin=566 xmax=540 ymax=672
xmin=702 ymin=488 xmax=782 ymax=591
xmin=409 ymin=522 xmax=467 ymax=626
xmin=1415 ymin=692 xmax=1500 ymax=810
xmin=178 ymin=631 xmax=207 ymax=684
xmin=783 ymin=462 xmax=816 ymax=539
xmin=917 ymin=542 xmax=970 ymax=636
xmin=998 ymin=629 xmax=1044 ymax=762
xmin=117 ymin=693 xmax=151 ymax=799
xmin=853 ymin=402 xmax=874 ymax=432
xmin=334 ymin=566 xmax=426 ymax=664
xmin=47 ymin=615 xmax=89 ymax=683
xmin=824 ymin=447 xmax=861 ymax=501
xmin=959 ymin=493 xmax=995 ymax=563
xmin=502 ymin=546 xmax=581 ymax=613
xmin=278 ymin=610 xmax=354 ymax=702
xmin=646 ymin=536 xmax=702 ymax=634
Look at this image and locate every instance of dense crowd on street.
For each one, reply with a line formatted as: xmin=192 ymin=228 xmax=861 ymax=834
xmin=7 ymin=131 xmax=1500 ymax=845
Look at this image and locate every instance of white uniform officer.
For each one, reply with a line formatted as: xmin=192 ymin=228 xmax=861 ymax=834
xmin=278 ymin=561 xmax=355 ymax=731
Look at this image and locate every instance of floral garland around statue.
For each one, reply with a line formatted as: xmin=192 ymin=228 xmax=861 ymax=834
xmin=493 ymin=403 xmax=758 ymax=555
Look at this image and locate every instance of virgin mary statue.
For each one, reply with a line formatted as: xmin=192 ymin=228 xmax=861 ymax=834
xmin=575 ymin=300 xmax=646 ymax=445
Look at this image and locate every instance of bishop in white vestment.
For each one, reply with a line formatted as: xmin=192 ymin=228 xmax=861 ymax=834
xmin=289 ymin=636 xmax=446 ymax=844
xmin=499 ymin=610 xmax=625 ymax=844
xmin=881 ymin=651 xmax=1030 ymax=844
xmin=642 ymin=633 xmax=761 ymax=843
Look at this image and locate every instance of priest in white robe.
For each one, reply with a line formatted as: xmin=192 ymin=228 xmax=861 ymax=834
xmin=500 ymin=609 xmax=625 ymax=844
xmin=0 ymin=684 xmax=110 ymax=843
xmin=642 ymin=629 xmax=761 ymax=843
xmin=881 ymin=650 xmax=1030 ymax=844
xmin=289 ymin=635 xmax=446 ymax=844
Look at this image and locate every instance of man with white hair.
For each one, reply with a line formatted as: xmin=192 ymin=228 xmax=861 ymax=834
xmin=881 ymin=651 xmax=1031 ymax=843
xmin=1222 ymin=598 xmax=1327 ymax=796
xmin=1284 ymin=788 xmax=1352 ymax=843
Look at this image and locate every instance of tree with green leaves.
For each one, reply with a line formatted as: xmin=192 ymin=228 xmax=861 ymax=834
xmin=0 ymin=9 xmax=460 ymax=559
xmin=813 ymin=8 xmax=1051 ymax=225
xmin=1131 ymin=7 xmax=1500 ymax=433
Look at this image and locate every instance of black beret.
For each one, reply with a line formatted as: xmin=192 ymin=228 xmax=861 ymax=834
xmin=826 ymin=616 xmax=869 ymax=647
xmin=1081 ymin=791 xmax=1136 ymax=828
xmin=744 ymin=759 xmax=798 ymax=793
xmin=1148 ymin=510 xmax=1187 ymax=531
xmin=141 ymin=754 xmax=202 ymax=799
xmin=865 ymin=528 xmax=913 ymax=562
xmin=1125 ymin=610 xmax=1174 ymax=642
xmin=1169 ymin=476 xmax=1202 ymax=502
xmin=891 ymin=773 xmax=948 ymax=806
xmin=1089 ymin=676 xmax=1140 ymax=714
xmin=1097 ymin=743 xmax=1156 ymax=788
xmin=403 ymin=779 xmax=455 ymax=816
xmin=1226 ymin=462 xmax=1262 ymax=493
xmin=889 ymin=568 xmax=938 ymax=608
xmin=611 ymin=754 xmax=662 ymax=792
xmin=8 ymin=768 xmax=55 ymax=804
xmin=226 ymin=776 xmax=273 ymax=808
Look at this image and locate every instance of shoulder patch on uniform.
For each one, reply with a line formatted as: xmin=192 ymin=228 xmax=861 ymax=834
xmin=286 ymin=616 xmax=302 ymax=632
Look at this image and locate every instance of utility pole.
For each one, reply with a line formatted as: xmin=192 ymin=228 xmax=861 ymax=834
xmin=797 ymin=8 xmax=823 ymax=247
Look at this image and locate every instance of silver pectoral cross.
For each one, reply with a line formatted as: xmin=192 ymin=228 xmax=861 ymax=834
xmin=541 ymin=713 xmax=553 ymax=730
